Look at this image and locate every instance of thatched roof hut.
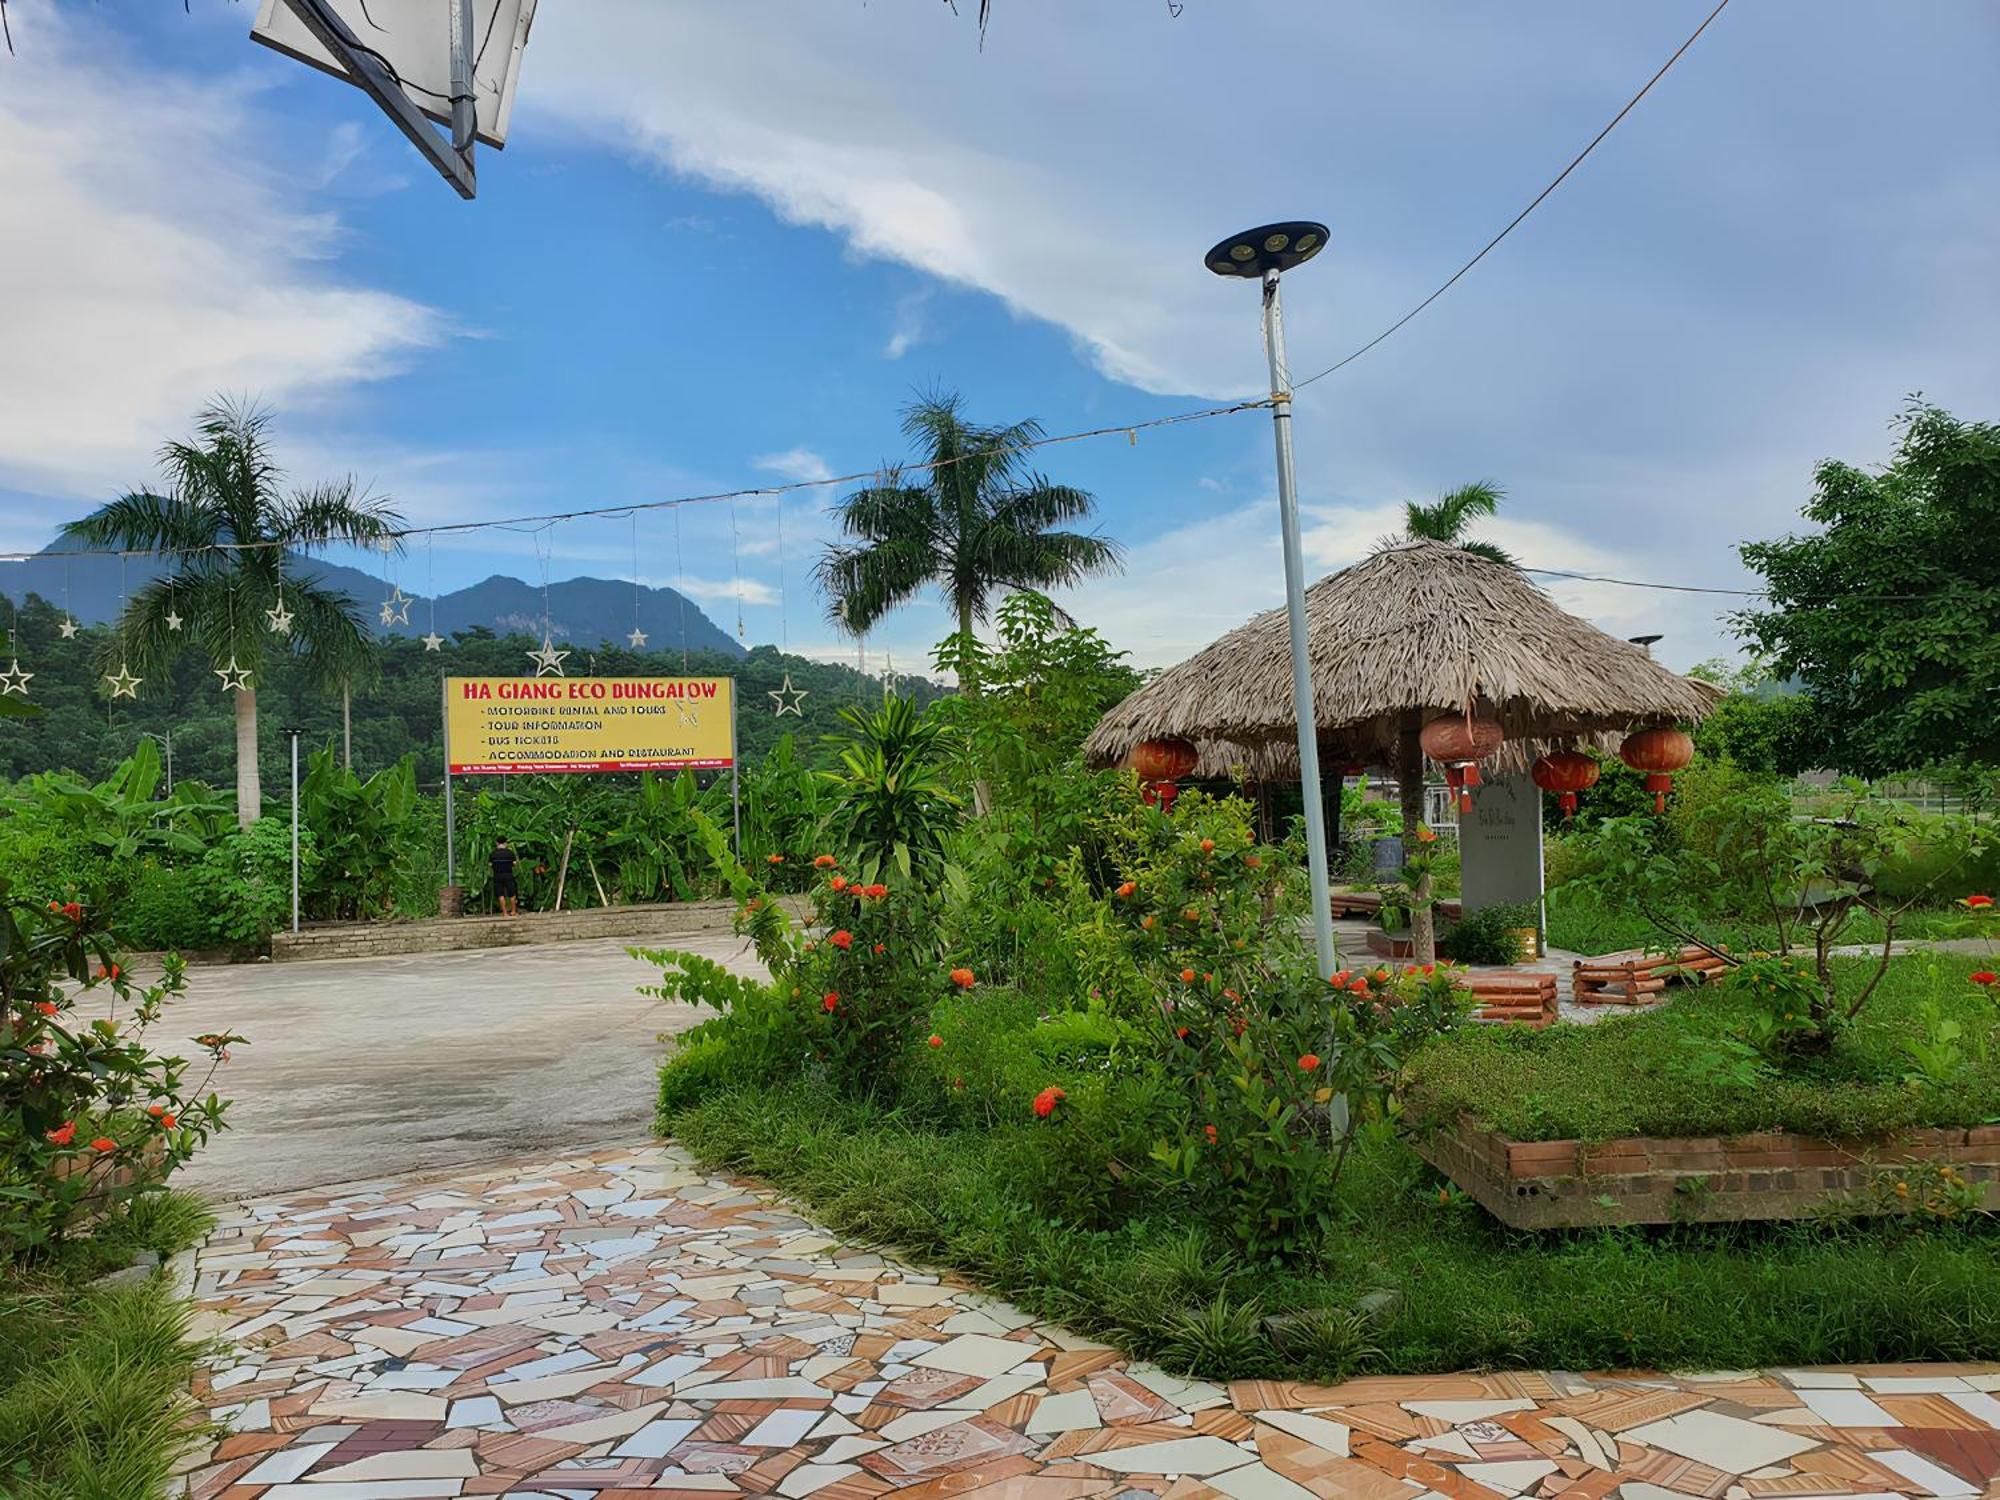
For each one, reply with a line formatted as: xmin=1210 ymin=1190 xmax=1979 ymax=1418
xmin=1084 ymin=539 xmax=1716 ymax=776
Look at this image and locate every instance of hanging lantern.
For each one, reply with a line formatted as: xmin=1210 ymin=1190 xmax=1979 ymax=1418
xmin=1618 ymin=727 xmax=1695 ymax=813
xmin=1531 ymin=750 xmax=1601 ymax=819
xmin=1420 ymin=714 xmax=1504 ymax=810
xmin=1130 ymin=737 xmax=1197 ymax=815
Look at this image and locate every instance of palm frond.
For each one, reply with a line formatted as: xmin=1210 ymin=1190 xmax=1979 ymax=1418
xmin=286 ymin=582 xmax=377 ymax=690
xmin=62 ymin=491 xmax=218 ymax=557
xmin=272 ymin=480 xmax=405 ymax=551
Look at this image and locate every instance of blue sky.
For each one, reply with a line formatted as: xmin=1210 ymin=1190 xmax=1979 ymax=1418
xmin=2 ymin=0 xmax=1995 ymax=673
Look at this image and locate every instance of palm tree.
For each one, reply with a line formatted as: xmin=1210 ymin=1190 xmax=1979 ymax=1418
xmin=64 ymin=401 xmax=399 ymax=826
xmin=1402 ymin=480 xmax=1514 ymax=566
xmin=814 ymin=392 xmax=1124 ymax=644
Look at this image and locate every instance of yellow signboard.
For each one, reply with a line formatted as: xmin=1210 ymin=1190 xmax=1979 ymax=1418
xmin=445 ymin=676 xmax=735 ymax=775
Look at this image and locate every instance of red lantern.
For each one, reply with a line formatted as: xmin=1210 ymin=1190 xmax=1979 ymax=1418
xmin=1420 ymin=714 xmax=1504 ymax=809
xmin=1130 ymin=738 xmax=1198 ymax=782
xmin=1618 ymin=727 xmax=1695 ymax=813
xmin=1531 ymin=750 xmax=1601 ymax=819
xmin=1130 ymin=737 xmax=1197 ymax=815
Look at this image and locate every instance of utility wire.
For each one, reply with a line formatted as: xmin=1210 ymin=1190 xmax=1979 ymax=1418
xmin=8 ymin=398 xmax=1271 ymax=564
xmin=1290 ymin=0 xmax=1732 ymax=392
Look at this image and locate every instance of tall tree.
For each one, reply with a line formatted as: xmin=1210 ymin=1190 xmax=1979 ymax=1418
xmin=1739 ymin=402 xmax=2000 ymax=777
xmin=1402 ymin=480 xmax=1513 ymax=565
xmin=814 ymin=392 xmax=1123 ymax=643
xmin=63 ymin=401 xmax=399 ymax=825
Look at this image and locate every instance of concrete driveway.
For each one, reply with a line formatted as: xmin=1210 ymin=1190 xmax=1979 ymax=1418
xmin=137 ymin=934 xmax=763 ymax=1202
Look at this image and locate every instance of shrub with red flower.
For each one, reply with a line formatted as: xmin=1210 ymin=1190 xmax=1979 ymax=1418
xmin=813 ymin=854 xmax=838 ymax=868
xmin=949 ymin=968 xmax=976 ymax=990
xmin=1965 ymin=894 xmax=1994 ymax=909
xmin=829 ymin=929 xmax=854 ymax=950
xmin=3 ymin=879 xmax=234 ymax=1253
xmin=1031 ymin=1085 xmax=1066 ymax=1118
xmin=1972 ymin=972 xmax=1998 ymax=987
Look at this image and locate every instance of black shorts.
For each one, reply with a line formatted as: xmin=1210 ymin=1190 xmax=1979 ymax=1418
xmin=493 ymin=873 xmax=517 ymax=897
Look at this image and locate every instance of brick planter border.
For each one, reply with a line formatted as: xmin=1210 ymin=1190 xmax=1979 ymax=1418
xmin=1413 ymin=1114 xmax=2000 ymax=1228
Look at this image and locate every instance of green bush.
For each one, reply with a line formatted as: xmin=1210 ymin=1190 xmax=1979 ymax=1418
xmin=114 ymin=863 xmax=218 ymax=952
xmin=1437 ymin=902 xmax=1537 ymax=965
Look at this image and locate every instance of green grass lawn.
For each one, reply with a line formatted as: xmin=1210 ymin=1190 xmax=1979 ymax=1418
xmin=1543 ymin=884 xmax=1972 ymax=958
xmin=0 ymin=1192 xmax=215 ymax=1500
xmin=1407 ymin=954 xmax=2000 ymax=1141
xmin=668 ymin=1083 xmax=2000 ymax=1379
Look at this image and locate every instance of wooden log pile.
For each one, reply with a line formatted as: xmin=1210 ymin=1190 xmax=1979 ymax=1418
xmin=1457 ymin=971 xmax=1559 ymax=1029
xmin=1571 ymin=945 xmax=1729 ymax=1005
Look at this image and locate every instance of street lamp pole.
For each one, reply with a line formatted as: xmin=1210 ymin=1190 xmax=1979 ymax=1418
xmin=1207 ymin=222 xmax=1338 ymax=980
xmin=283 ymin=727 xmax=302 ymax=935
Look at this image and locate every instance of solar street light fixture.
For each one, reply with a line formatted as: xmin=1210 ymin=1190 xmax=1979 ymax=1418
xmin=1205 ymin=221 xmax=1337 ymax=979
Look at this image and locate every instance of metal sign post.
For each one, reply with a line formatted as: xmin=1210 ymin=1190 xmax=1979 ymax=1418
xmin=442 ymin=674 xmax=457 ymax=888
xmin=284 ymin=728 xmax=302 ymax=935
xmin=730 ymin=682 xmax=741 ymax=855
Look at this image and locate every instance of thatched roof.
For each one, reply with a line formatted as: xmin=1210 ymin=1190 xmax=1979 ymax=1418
xmin=1085 ymin=539 xmax=1717 ymax=775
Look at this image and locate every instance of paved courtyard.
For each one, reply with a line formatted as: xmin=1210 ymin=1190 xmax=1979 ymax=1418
xmin=159 ymin=936 xmax=756 ymax=1200
xmin=178 ymin=1142 xmax=2000 ymax=1500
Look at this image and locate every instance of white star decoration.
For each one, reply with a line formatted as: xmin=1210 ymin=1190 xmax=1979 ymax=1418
xmin=165 ymin=610 xmax=183 ymax=632
xmin=265 ymin=600 xmax=294 ymax=635
xmin=214 ymin=656 xmax=253 ymax=693
xmin=528 ymin=636 xmax=569 ymax=677
xmin=57 ymin=617 xmax=78 ymax=639
xmin=0 ymin=660 xmax=31 ymax=696
xmin=676 ymin=700 xmax=702 ymax=729
xmin=421 ymin=631 xmax=445 ymax=652
xmin=104 ymin=665 xmax=142 ymax=700
xmin=627 ymin=627 xmax=648 ymax=648
xmin=378 ymin=587 xmax=411 ymax=627
xmin=769 ymin=673 xmax=807 ymax=717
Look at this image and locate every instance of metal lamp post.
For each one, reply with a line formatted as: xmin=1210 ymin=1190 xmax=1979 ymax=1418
xmin=283 ymin=727 xmax=303 ymax=935
xmin=1205 ymin=221 xmax=1338 ymax=979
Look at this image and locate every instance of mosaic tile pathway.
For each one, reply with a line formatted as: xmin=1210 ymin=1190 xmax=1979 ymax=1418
xmin=180 ymin=1144 xmax=2000 ymax=1499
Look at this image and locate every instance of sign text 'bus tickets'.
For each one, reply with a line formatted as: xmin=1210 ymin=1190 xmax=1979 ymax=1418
xmin=445 ymin=677 xmax=735 ymax=774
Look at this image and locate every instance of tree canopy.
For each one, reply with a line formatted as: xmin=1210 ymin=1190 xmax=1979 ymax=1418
xmin=1738 ymin=403 xmax=2000 ymax=777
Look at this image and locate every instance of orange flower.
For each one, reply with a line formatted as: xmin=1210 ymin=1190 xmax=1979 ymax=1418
xmin=1183 ymin=907 xmax=1200 ymax=923
xmin=950 ymin=968 xmax=976 ymax=990
xmin=813 ymin=854 xmax=837 ymax=868
xmin=1140 ymin=915 xmax=1155 ymax=930
xmin=1347 ymin=978 xmax=1369 ymax=994
xmin=928 ymin=1034 xmax=943 ymax=1048
xmin=45 ymin=1121 xmax=76 ymax=1146
xmin=62 ymin=902 xmax=82 ymax=922
xmin=862 ymin=883 xmax=888 ymax=901
xmin=1175 ymin=1025 xmax=1190 ymax=1040
xmin=1297 ymin=1053 xmax=1321 ymax=1071
xmin=34 ymin=1001 xmax=57 ymax=1016
xmin=830 ymin=930 xmax=853 ymax=950
xmin=95 ymin=963 xmax=120 ymax=982
xmin=1329 ymin=970 xmax=1350 ymax=986
xmin=1244 ymin=854 xmax=1261 ymax=869
xmin=1115 ymin=881 xmax=1136 ymax=899
xmin=1031 ymin=1086 xmax=1066 ymax=1118
xmin=822 ymin=992 xmax=840 ymax=1012
xmin=1416 ymin=827 xmax=1437 ymax=844
xmin=1972 ymin=972 xmax=1998 ymax=986
xmin=830 ymin=876 xmax=848 ymax=892
xmin=873 ymin=943 xmax=886 ymax=955
xmin=1966 ymin=894 xmax=1994 ymax=909
xmin=157 ymin=1112 xmax=177 ymax=1130
xmin=1179 ymin=968 xmax=1197 ymax=984
xmin=767 ymin=854 xmax=786 ymax=865
xmin=89 ymin=1137 xmax=116 ymax=1154
xmin=1203 ymin=1123 xmax=1218 ymax=1144
xmin=1200 ymin=838 xmax=1215 ymax=854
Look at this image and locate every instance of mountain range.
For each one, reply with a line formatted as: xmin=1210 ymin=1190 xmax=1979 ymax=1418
xmin=1 ymin=539 xmax=746 ymax=659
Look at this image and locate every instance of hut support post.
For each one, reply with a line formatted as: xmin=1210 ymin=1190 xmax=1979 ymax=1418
xmin=1398 ymin=714 xmax=1435 ymax=963
xmin=1260 ymin=267 xmax=1338 ymax=980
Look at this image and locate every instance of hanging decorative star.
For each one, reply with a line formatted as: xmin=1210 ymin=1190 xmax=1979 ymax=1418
xmin=57 ymin=616 xmax=78 ymax=640
xmin=769 ymin=673 xmax=807 ymax=717
xmin=104 ymin=664 xmax=142 ymax=700
xmin=0 ymin=660 xmax=32 ymax=697
xmin=164 ymin=609 xmax=183 ymax=632
xmin=675 ymin=700 xmax=702 ymax=729
xmin=378 ymin=587 xmax=411 ymax=627
xmin=214 ymin=656 xmax=253 ymax=693
xmin=265 ymin=599 xmax=294 ymax=636
xmin=421 ymin=631 xmax=445 ymax=652
xmin=627 ymin=627 xmax=648 ymax=648
xmin=528 ymin=636 xmax=569 ymax=677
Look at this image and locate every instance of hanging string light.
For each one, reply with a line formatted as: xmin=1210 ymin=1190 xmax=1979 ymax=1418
xmin=265 ymin=552 xmax=294 ymax=636
xmin=57 ymin=554 xmax=77 ymax=639
xmin=104 ymin=552 xmax=141 ymax=700
xmin=626 ymin=513 xmax=647 ymax=649
xmin=214 ymin=582 xmax=251 ymax=694
xmin=0 ymin=596 xmax=31 ymax=697
xmin=421 ymin=534 xmax=444 ymax=651
xmin=527 ymin=526 xmax=566 ymax=676
xmin=728 ymin=497 xmax=745 ymax=643
xmin=673 ymin=507 xmax=689 ymax=672
xmin=774 ymin=493 xmax=788 ymax=652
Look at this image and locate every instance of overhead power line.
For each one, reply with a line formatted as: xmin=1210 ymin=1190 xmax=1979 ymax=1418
xmin=1289 ymin=0 xmax=1733 ymax=392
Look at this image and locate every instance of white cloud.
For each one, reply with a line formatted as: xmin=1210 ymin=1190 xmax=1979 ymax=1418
xmin=883 ymin=288 xmax=933 ymax=360
xmin=669 ymin=573 xmax=778 ymax=607
xmin=0 ymin=3 xmax=444 ymax=524
xmin=753 ymin=448 xmax=835 ymax=484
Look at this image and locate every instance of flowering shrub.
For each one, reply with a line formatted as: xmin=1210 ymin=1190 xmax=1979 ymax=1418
xmin=1089 ymin=797 xmax=1468 ymax=1260
xmin=0 ymin=878 xmax=235 ymax=1255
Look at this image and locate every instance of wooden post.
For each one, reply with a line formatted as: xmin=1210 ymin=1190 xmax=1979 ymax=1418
xmin=1398 ymin=713 xmax=1436 ymax=965
xmin=553 ymin=828 xmax=575 ymax=913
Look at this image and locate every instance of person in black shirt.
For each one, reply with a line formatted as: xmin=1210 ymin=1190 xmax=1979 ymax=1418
xmin=491 ymin=837 xmax=520 ymax=917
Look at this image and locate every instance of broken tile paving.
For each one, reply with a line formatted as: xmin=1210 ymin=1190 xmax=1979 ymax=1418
xmin=178 ymin=1143 xmax=2000 ymax=1498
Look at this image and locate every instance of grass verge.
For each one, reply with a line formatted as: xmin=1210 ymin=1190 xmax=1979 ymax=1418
xmin=665 ymin=1084 xmax=2000 ymax=1380
xmin=1406 ymin=954 xmax=2000 ymax=1141
xmin=0 ymin=1191 xmax=216 ymax=1500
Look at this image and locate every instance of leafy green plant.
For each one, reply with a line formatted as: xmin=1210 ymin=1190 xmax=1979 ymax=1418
xmin=820 ymin=697 xmax=962 ymax=885
xmin=1438 ymin=902 xmax=1537 ymax=965
xmin=298 ymin=747 xmax=419 ymax=921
